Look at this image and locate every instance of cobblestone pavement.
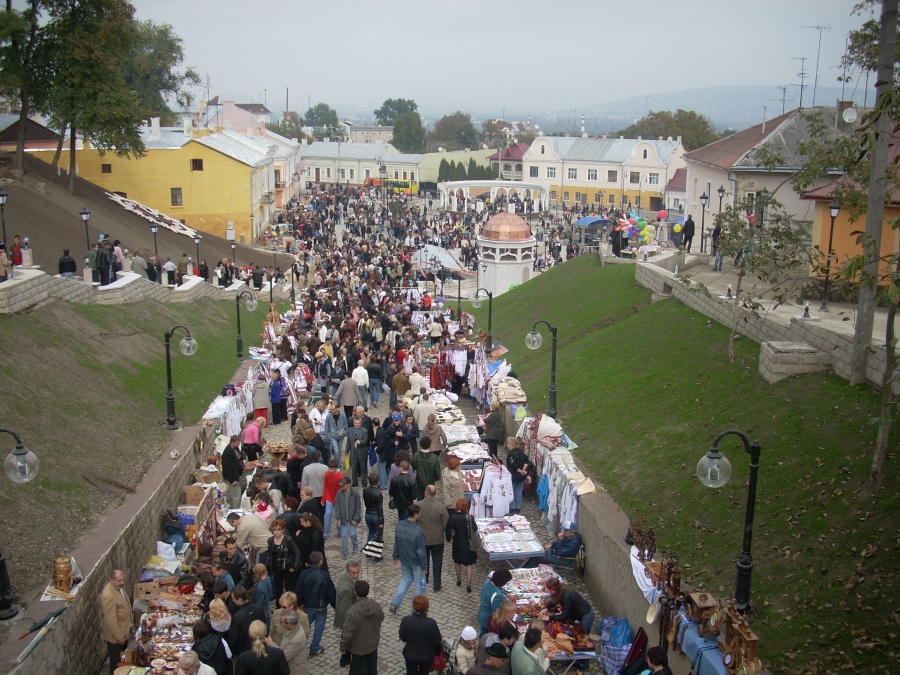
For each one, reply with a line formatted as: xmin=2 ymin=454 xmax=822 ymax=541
xmin=265 ymin=392 xmax=604 ymax=673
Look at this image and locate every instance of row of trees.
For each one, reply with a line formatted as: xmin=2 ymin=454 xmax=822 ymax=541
xmin=437 ymin=157 xmax=495 ymax=182
xmin=0 ymin=0 xmax=199 ymax=193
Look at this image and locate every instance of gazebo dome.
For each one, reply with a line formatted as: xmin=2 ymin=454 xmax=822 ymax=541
xmin=481 ymin=212 xmax=532 ymax=241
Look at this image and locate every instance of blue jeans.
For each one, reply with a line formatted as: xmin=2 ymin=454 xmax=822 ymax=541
xmin=357 ymin=384 xmax=368 ymax=409
xmin=328 ymin=438 xmax=343 ymax=463
xmin=391 ymin=563 xmax=424 ymax=608
xmin=339 ymin=522 xmax=358 ymax=557
xmin=377 ymin=459 xmax=388 ymax=489
xmin=714 ymin=250 xmax=723 ymax=271
xmin=581 ymin=607 xmax=596 ymax=635
xmin=369 ymin=379 xmax=382 ymax=406
xmin=306 ymin=606 xmax=327 ymax=653
xmin=323 ymin=501 xmax=335 ymax=539
xmin=397 ymin=508 xmax=409 ymax=521
xmin=365 ymin=513 xmax=381 ymax=542
xmin=512 ymin=480 xmax=525 ymax=510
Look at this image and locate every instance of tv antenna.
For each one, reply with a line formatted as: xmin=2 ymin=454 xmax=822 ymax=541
xmin=803 ymin=25 xmax=830 ymax=107
xmin=792 ymin=57 xmax=808 ymax=110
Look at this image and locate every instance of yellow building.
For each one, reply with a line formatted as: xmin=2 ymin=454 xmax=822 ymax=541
xmin=30 ymin=120 xmax=278 ymax=244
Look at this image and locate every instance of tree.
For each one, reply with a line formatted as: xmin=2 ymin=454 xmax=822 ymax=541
xmin=37 ymin=0 xmax=146 ymax=193
xmin=391 ymin=111 xmax=426 ymax=153
xmin=429 ymin=111 xmax=478 ymax=151
xmin=0 ymin=1 xmax=41 ymax=173
xmin=120 ymin=19 xmax=201 ymax=126
xmin=451 ymin=160 xmax=467 ymax=180
xmin=481 ymin=119 xmax=508 ymax=148
xmin=615 ymin=109 xmax=721 ymax=151
xmin=373 ymin=97 xmax=417 ymax=126
xmin=703 ymin=193 xmax=814 ymax=363
xmin=267 ymin=116 xmax=308 ymax=142
xmin=438 ymin=158 xmax=450 ymax=182
xmin=305 ymin=102 xmax=343 ymax=141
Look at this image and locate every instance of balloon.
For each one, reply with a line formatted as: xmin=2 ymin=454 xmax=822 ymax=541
xmin=637 ymin=221 xmax=646 ymax=230
xmin=673 ymin=224 xmax=683 ymax=233
xmin=628 ymin=218 xmax=636 ymax=225
xmin=658 ymin=210 xmax=668 ymax=220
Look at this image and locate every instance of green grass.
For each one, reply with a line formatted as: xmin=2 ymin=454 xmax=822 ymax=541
xmin=470 ymin=256 xmax=896 ymax=673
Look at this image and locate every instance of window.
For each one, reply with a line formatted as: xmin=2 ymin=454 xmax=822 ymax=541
xmin=630 ymin=171 xmax=640 ymax=184
xmin=364 ymin=169 xmax=371 ymax=179
xmin=402 ymin=171 xmax=408 ymax=180
xmin=170 ymin=187 xmax=183 ymax=207
xmin=587 ymin=169 xmax=597 ymax=181
xmin=101 ymin=164 xmax=112 ymax=174
xmin=349 ymin=169 xmax=355 ymax=179
xmin=649 ymin=173 xmax=659 ymax=185
xmin=305 ymin=166 xmax=311 ymax=176
xmin=394 ymin=171 xmax=399 ymax=179
xmin=339 ymin=168 xmax=345 ymax=179
xmin=540 ymin=145 xmax=545 ymax=155
xmin=546 ymin=167 xmax=556 ymax=179
xmin=326 ymin=168 xmax=331 ymax=178
xmin=642 ymin=149 xmax=648 ymax=159
xmin=191 ymin=158 xmax=204 ymax=171
xmin=529 ymin=166 xmax=539 ymax=178
xmin=410 ymin=171 xmax=415 ymax=181
xmin=515 ymin=164 xmax=522 ymax=173
xmin=574 ymin=192 xmax=581 ymax=203
xmin=609 ymin=194 xmax=615 ymax=204
xmin=549 ymin=190 xmax=558 ymax=200
xmin=635 ymin=196 xmax=641 ymax=207
xmin=607 ymin=170 xmax=617 ymax=182
xmin=563 ymin=191 xmax=570 ymax=201
xmin=595 ymin=192 xmax=603 ymax=203
xmin=568 ymin=167 xmax=577 ymax=180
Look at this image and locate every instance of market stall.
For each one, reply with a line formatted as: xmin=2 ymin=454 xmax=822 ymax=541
xmin=474 ymin=514 xmax=544 ymax=567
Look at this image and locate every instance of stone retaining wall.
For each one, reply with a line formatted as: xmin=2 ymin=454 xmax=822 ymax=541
xmin=4 ymin=425 xmax=214 ymax=675
xmin=635 ymin=261 xmax=898 ymax=394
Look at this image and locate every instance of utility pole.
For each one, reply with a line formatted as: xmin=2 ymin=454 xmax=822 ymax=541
xmin=792 ymin=57 xmax=808 ymax=109
xmin=778 ymin=86 xmax=788 ymax=114
xmin=804 ymin=25 xmax=830 ymax=107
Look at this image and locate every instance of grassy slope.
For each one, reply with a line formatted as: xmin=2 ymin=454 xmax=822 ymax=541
xmin=0 ymin=298 xmax=263 ymax=600
xmin=471 ymin=256 xmax=896 ymax=673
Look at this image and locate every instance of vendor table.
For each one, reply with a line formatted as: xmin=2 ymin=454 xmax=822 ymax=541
xmin=476 ymin=516 xmax=545 ymax=568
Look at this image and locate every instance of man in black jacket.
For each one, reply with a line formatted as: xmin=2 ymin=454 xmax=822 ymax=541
xmin=295 ymin=552 xmax=335 ymax=656
xmin=226 ymin=585 xmax=266 ymax=659
xmin=58 ymin=249 xmax=77 ymax=278
xmin=389 ymin=460 xmax=417 ymax=521
xmin=221 ymin=435 xmax=244 ymax=509
xmin=219 ymin=537 xmax=251 ymax=590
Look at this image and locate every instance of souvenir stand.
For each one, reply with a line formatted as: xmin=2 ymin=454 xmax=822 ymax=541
xmin=127 ymin=582 xmax=205 ymax=673
xmin=444 ymin=424 xmax=489 ymax=499
xmin=475 ymin=514 xmax=544 ymax=567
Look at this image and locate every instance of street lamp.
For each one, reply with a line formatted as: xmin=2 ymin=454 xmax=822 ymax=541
xmin=717 ymin=185 xmax=725 ymax=213
xmin=819 ymin=199 xmax=841 ymax=312
xmin=471 ymin=288 xmax=493 ymax=351
xmin=80 ymin=207 xmax=91 ymax=251
xmin=525 ymin=320 xmax=558 ymax=419
xmin=0 ymin=188 xmax=7 ymax=246
xmin=696 ymin=429 xmax=762 ymax=615
xmin=230 ymin=241 xmax=236 ymax=263
xmin=2 ymin=427 xmax=39 ymax=485
xmin=150 ymin=224 xmax=159 ymax=257
xmin=699 ymin=192 xmax=709 ymax=253
xmin=270 ymin=245 xmax=278 ymax=305
xmin=193 ymin=234 xmax=202 ymax=274
xmin=235 ymin=290 xmax=258 ymax=359
xmin=164 ymin=325 xmax=198 ymax=430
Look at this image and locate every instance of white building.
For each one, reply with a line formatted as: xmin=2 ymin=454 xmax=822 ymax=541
xmin=477 ymin=212 xmax=536 ymax=296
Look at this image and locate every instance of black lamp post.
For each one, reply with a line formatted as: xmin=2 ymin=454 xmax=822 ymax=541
xmin=456 ymin=273 xmax=462 ymax=317
xmin=472 ymin=288 xmax=493 ymax=351
xmin=235 ymin=290 xmax=258 ymax=359
xmin=819 ymin=199 xmax=841 ymax=312
xmin=270 ymin=245 xmax=277 ymax=305
xmin=164 ymin=325 xmax=198 ymax=430
xmin=150 ymin=224 xmax=159 ymax=257
xmin=230 ymin=241 xmax=236 ymax=263
xmin=80 ymin=207 xmax=91 ymax=251
xmin=290 ymin=257 xmax=296 ymax=305
xmin=0 ymin=188 xmax=7 ymax=246
xmin=699 ymin=191 xmax=709 ymax=252
xmin=193 ymin=234 xmax=201 ymax=273
xmin=525 ymin=320 xmax=558 ymax=419
xmin=717 ymin=185 xmax=725 ymax=213
xmin=696 ymin=429 xmax=762 ymax=615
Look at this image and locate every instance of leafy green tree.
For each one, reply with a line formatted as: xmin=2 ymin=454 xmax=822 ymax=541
xmin=0 ymin=1 xmax=41 ymax=172
xmin=429 ymin=111 xmax=478 ymax=150
xmin=373 ymin=97 xmax=417 ymax=126
xmin=615 ymin=109 xmax=721 ymax=150
xmin=305 ymin=102 xmax=343 ymax=140
xmin=452 ymin=160 xmax=467 ymax=180
xmin=120 ymin=19 xmax=200 ymax=126
xmin=391 ymin=111 xmax=426 ymax=153
xmin=481 ymin=119 xmax=508 ymax=148
xmin=704 ymin=193 xmax=813 ymax=363
xmin=37 ymin=0 xmax=146 ymax=193
xmin=438 ymin=157 xmax=450 ymax=182
xmin=467 ymin=158 xmax=478 ymax=177
xmin=267 ymin=116 xmax=308 ymax=141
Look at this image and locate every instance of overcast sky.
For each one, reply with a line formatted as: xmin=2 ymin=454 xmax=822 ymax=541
xmin=21 ymin=0 xmax=873 ymax=119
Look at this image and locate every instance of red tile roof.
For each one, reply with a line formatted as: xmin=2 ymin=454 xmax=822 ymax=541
xmin=665 ymin=167 xmax=686 ymax=192
xmin=487 ymin=142 xmax=531 ymax=161
xmin=684 ymin=109 xmax=795 ymax=170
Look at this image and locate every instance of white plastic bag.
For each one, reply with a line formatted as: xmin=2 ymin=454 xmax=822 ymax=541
xmin=156 ymin=540 xmax=177 ymax=562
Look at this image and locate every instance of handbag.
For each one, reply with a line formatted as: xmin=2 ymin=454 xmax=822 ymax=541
xmin=339 ymin=650 xmax=352 ymax=667
xmin=388 ymin=497 xmax=396 ymax=510
xmin=466 ymin=515 xmax=478 ymax=552
xmin=431 ymin=651 xmax=447 ymax=672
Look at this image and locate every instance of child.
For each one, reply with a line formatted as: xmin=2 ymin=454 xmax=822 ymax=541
xmin=254 ymin=491 xmax=274 ymax=524
xmin=455 ymin=626 xmax=478 ymax=674
xmin=250 ymin=563 xmax=273 ymax=628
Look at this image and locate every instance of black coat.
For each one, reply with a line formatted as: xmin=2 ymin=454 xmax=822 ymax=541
xmin=446 ymin=511 xmax=478 ymax=565
xmin=233 ymin=646 xmax=289 ymax=675
xmin=399 ymin=612 xmax=442 ymax=661
xmin=193 ymin=632 xmax=231 ymax=675
xmin=389 ymin=472 xmax=417 ymax=511
xmin=227 ymin=602 xmax=267 ymax=657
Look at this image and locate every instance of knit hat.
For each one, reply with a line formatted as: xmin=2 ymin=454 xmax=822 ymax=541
xmin=461 ymin=626 xmax=477 ymax=641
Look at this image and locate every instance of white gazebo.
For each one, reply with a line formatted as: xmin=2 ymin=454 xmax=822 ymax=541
xmin=477 ymin=212 xmax=536 ymax=296
xmin=438 ymin=180 xmax=548 ymax=213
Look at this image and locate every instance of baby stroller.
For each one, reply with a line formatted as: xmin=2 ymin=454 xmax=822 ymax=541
xmin=435 ymin=636 xmax=459 ymax=675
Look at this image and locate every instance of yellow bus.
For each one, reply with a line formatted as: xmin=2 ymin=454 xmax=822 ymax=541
xmin=365 ymin=177 xmax=419 ymax=195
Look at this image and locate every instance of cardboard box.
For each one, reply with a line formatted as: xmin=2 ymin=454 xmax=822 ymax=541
xmin=193 ymin=469 xmax=222 ymax=485
xmin=133 ymin=581 xmax=160 ymax=600
xmin=182 ymin=484 xmax=209 ymax=506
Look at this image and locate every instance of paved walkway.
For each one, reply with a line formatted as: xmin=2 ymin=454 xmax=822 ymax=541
xmin=265 ymin=393 xmax=603 ymax=673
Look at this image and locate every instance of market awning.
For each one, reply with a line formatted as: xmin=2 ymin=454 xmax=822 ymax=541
xmin=574 ymin=217 xmax=614 ymax=228
xmin=412 ymin=245 xmax=472 ymax=275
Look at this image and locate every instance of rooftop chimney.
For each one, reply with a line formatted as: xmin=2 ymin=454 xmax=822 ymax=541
xmin=149 ymin=117 xmax=161 ymax=140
